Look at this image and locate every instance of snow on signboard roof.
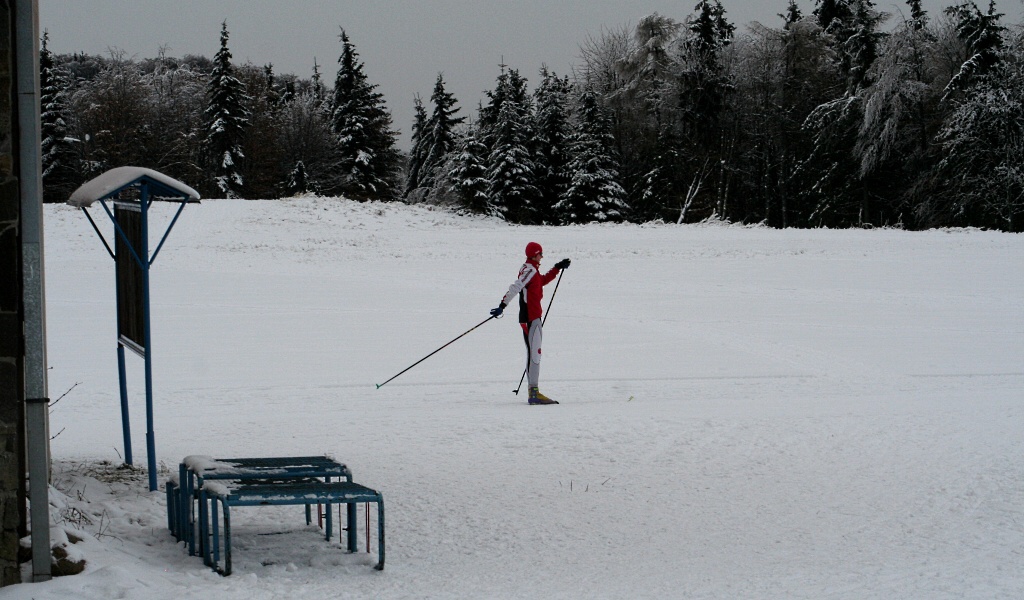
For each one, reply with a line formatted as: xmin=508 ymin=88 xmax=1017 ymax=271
xmin=68 ymin=166 xmax=201 ymax=208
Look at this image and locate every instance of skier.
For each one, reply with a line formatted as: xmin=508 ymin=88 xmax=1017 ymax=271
xmin=490 ymin=242 xmax=570 ymax=404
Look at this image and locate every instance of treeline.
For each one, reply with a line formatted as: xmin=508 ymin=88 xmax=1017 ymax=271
xmin=41 ymin=1 xmax=1024 ymax=230
xmin=41 ymin=23 xmax=400 ymax=204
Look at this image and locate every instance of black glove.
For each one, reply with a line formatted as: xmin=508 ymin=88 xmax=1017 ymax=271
xmin=554 ymin=258 xmax=571 ymax=270
xmin=490 ymin=302 xmax=506 ymax=317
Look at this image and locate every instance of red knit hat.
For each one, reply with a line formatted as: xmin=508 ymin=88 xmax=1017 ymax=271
xmin=525 ymin=242 xmax=543 ymax=258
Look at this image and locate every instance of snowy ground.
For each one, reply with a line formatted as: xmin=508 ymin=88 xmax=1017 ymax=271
xmin=5 ymin=197 xmax=1024 ymax=599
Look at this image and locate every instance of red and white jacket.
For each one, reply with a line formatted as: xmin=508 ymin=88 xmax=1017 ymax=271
xmin=501 ymin=258 xmax=560 ymax=323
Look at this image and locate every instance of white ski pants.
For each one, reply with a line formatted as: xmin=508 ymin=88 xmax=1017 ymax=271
xmin=522 ymin=318 xmax=542 ymax=388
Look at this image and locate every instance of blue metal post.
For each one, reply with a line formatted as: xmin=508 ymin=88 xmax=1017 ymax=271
xmin=376 ymin=498 xmax=385 ymax=570
xmin=117 ymin=344 xmax=133 ymax=464
xmin=213 ymin=497 xmax=221 ymax=567
xmin=348 ymin=503 xmax=358 ymax=552
xmin=140 ymin=183 xmax=157 ymax=491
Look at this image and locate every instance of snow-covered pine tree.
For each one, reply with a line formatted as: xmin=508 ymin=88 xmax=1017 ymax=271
xmin=943 ymin=0 xmax=1006 ymax=99
xmin=675 ymin=1 xmax=738 ymax=219
xmin=930 ymin=56 xmax=1023 ymax=230
xmin=40 ymin=32 xmax=80 ymax=203
xmin=907 ymin=0 xmax=926 ymax=29
xmin=448 ymin=125 xmax=493 ymax=214
xmin=263 ymin=64 xmax=281 ymax=107
xmin=922 ymin=4 xmax=1020 ymax=230
xmin=557 ymin=89 xmax=628 ymax=223
xmin=284 ymin=160 xmax=312 ymax=196
xmin=281 ymin=79 xmax=297 ymax=104
xmin=781 ymin=0 xmax=803 ymax=26
xmin=841 ymin=0 xmax=886 ymax=93
xmin=798 ymin=0 xmax=891 ymax=226
xmin=404 ymin=95 xmax=430 ymax=200
xmin=678 ymin=0 xmax=736 ymax=140
xmin=329 ymin=29 xmax=401 ymax=200
xmin=811 ymin=0 xmax=884 ymax=93
xmin=201 ymin=21 xmax=250 ymax=198
xmin=532 ymin=68 xmax=573 ymax=224
xmin=814 ymin=0 xmax=854 ymax=33
xmin=478 ymin=67 xmax=532 ymax=147
xmin=486 ymin=86 xmax=539 ymax=223
xmin=691 ymin=0 xmax=736 ymax=52
xmin=311 ymin=58 xmax=325 ymax=101
xmin=420 ymin=73 xmax=465 ymax=192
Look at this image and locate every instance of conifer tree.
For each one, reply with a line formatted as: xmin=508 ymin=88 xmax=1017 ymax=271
xmin=842 ymin=0 xmax=886 ymax=93
xmin=311 ymin=58 xmax=325 ymax=101
xmin=201 ymin=21 xmax=250 ymax=197
xmin=421 ymin=73 xmax=464 ymax=191
xmin=40 ymin=32 xmax=79 ymax=203
xmin=532 ymin=68 xmax=573 ymax=223
xmin=925 ymin=3 xmax=1019 ymax=229
xmin=284 ymin=160 xmax=312 ymax=196
xmin=678 ymin=1 xmax=736 ymax=138
xmin=449 ymin=126 xmax=492 ymax=214
xmin=478 ymin=67 xmax=531 ymax=146
xmin=487 ymin=91 xmax=538 ymax=223
xmin=405 ymin=96 xmax=429 ymax=199
xmin=799 ymin=0 xmax=888 ymax=226
xmin=281 ymin=80 xmax=297 ymax=104
xmin=478 ymin=66 xmax=536 ymax=222
xmin=329 ymin=29 xmax=400 ymax=199
xmin=907 ymin=0 xmax=926 ymax=28
xmin=263 ymin=64 xmax=281 ymax=106
xmin=929 ymin=57 xmax=1023 ymax=230
xmin=675 ymin=1 xmax=737 ymax=220
xmin=814 ymin=0 xmax=853 ymax=33
xmin=781 ymin=0 xmax=804 ymax=26
xmin=690 ymin=0 xmax=736 ymax=53
xmin=558 ymin=89 xmax=628 ymax=223
xmin=943 ymin=0 xmax=1006 ymax=98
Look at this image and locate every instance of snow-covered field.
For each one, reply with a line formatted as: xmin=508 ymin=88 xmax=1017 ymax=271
xmin=6 ymin=197 xmax=1024 ymax=599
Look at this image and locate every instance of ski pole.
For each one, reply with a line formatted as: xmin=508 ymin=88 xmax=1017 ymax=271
xmin=376 ymin=315 xmax=496 ymax=389
xmin=513 ymin=269 xmax=565 ymax=395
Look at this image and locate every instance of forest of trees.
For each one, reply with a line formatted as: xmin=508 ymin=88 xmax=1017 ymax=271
xmin=40 ymin=1 xmax=1024 ymax=231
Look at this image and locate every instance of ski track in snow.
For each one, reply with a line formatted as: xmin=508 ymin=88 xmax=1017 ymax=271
xmin=7 ymin=198 xmax=1024 ymax=600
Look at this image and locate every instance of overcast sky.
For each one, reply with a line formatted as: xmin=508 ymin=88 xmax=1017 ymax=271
xmin=40 ymin=0 xmax=1023 ymax=148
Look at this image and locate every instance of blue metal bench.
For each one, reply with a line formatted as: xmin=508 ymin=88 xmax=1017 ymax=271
xmin=168 ymin=456 xmax=356 ymax=557
xmin=204 ymin=480 xmax=385 ymax=575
